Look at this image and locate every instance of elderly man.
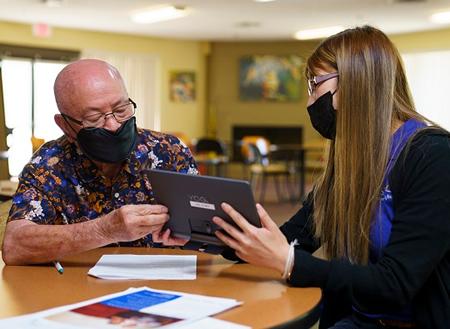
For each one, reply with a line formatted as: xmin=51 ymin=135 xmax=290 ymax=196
xmin=2 ymin=59 xmax=197 ymax=265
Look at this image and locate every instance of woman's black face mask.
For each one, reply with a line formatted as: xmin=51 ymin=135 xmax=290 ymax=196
xmin=307 ymin=91 xmax=337 ymax=140
xmin=76 ymin=117 xmax=137 ymax=163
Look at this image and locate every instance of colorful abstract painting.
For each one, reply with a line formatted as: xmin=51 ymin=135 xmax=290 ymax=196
xmin=239 ymin=55 xmax=302 ymax=101
xmin=169 ymin=71 xmax=196 ymax=102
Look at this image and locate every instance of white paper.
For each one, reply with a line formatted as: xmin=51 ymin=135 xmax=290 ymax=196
xmin=88 ymin=254 xmax=197 ymax=280
xmin=177 ymin=317 xmax=251 ymax=329
xmin=0 ymin=287 xmax=242 ymax=329
xmin=140 ymin=294 xmax=240 ymax=319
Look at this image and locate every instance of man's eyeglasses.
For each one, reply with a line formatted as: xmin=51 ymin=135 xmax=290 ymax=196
xmin=307 ymin=72 xmax=339 ymax=96
xmin=62 ymin=98 xmax=137 ymax=129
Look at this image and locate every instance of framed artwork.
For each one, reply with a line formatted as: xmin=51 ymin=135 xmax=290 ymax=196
xmin=239 ymin=55 xmax=302 ymax=101
xmin=169 ymin=71 xmax=196 ymax=102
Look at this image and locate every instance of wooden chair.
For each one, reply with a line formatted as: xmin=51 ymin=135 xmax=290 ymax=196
xmin=241 ymin=136 xmax=294 ymax=203
xmin=303 ymin=138 xmax=328 ymax=176
xmin=31 ymin=135 xmax=45 ymax=153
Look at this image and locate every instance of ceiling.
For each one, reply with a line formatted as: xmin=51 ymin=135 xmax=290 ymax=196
xmin=1 ymin=0 xmax=450 ymax=41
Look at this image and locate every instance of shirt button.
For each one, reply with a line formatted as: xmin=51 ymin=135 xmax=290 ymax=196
xmin=114 ymin=193 xmax=120 ymax=198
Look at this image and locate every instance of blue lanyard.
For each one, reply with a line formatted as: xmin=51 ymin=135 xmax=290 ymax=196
xmin=370 ymin=119 xmax=426 ymax=261
xmin=384 ymin=119 xmax=427 ymax=187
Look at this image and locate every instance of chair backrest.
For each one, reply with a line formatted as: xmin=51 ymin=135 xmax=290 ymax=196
xmin=241 ymin=136 xmax=270 ymax=165
xmin=195 ymin=138 xmax=226 ymax=155
xmin=31 ymin=135 xmax=45 ymax=153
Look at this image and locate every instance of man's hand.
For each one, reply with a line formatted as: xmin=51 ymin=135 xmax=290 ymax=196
xmin=152 ymin=228 xmax=189 ymax=246
xmin=97 ymin=204 xmax=169 ymax=243
xmin=2 ymin=204 xmax=170 ymax=265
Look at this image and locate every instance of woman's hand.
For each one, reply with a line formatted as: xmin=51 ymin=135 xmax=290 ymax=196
xmin=152 ymin=228 xmax=189 ymax=246
xmin=213 ymin=203 xmax=290 ymax=274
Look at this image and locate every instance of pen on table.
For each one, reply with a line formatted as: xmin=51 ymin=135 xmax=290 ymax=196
xmin=53 ymin=261 xmax=64 ymax=275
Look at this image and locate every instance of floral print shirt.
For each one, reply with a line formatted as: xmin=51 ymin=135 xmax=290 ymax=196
xmin=8 ymin=128 xmax=198 ymax=247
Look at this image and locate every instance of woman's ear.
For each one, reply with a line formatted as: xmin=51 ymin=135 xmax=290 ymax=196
xmin=54 ymin=114 xmax=76 ymax=142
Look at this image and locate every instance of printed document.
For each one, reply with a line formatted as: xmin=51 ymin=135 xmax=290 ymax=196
xmin=0 ymin=287 xmax=242 ymax=328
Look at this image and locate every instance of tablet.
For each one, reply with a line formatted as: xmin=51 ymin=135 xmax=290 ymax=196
xmin=148 ymin=169 xmax=261 ymax=253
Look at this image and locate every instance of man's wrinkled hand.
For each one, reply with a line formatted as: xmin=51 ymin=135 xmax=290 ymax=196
xmin=98 ymin=204 xmax=169 ymax=243
xmin=152 ymin=228 xmax=189 ymax=246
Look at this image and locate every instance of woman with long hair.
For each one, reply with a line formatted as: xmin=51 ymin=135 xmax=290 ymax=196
xmin=213 ymin=26 xmax=450 ymax=328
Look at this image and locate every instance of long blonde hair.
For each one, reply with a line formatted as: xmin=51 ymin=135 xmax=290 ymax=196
xmin=308 ymin=26 xmax=427 ymax=264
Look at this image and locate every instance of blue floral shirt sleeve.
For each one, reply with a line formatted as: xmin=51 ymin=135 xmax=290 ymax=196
xmin=7 ymin=129 xmax=199 ymax=246
xmin=9 ymin=151 xmax=61 ymax=224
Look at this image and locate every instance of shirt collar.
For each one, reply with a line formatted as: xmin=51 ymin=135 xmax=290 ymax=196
xmin=67 ymin=141 xmax=102 ymax=184
xmin=123 ymin=128 xmax=149 ymax=177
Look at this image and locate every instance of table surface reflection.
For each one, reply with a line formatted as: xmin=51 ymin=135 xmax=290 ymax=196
xmin=0 ymin=247 xmax=321 ymax=328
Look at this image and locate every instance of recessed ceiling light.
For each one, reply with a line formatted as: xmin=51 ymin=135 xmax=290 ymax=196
xmin=430 ymin=10 xmax=450 ymax=24
xmin=294 ymin=26 xmax=345 ymax=40
xmin=131 ymin=5 xmax=189 ymax=24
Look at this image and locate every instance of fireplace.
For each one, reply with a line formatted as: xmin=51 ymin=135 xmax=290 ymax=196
xmin=232 ymin=125 xmax=303 ymax=161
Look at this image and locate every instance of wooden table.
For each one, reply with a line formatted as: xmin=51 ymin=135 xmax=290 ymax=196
xmin=0 ymin=248 xmax=321 ymax=329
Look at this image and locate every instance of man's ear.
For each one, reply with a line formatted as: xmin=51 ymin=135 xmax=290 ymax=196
xmin=54 ymin=114 xmax=76 ymax=142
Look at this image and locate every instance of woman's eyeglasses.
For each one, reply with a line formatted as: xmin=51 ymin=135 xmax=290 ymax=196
xmin=307 ymin=72 xmax=339 ymax=96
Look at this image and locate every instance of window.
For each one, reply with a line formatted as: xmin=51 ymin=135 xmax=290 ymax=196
xmin=2 ymin=58 xmax=69 ymax=177
xmin=402 ymin=50 xmax=450 ymax=130
xmin=0 ymin=44 xmax=78 ymax=178
xmin=2 ymin=59 xmax=33 ymax=178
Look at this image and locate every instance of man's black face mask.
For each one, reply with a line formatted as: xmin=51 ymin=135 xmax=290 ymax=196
xmin=76 ymin=117 xmax=137 ymax=163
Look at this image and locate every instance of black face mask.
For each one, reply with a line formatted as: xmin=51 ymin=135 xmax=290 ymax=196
xmin=307 ymin=91 xmax=337 ymax=140
xmin=76 ymin=117 xmax=137 ymax=163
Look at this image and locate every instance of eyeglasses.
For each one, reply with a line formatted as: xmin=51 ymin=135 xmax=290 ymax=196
xmin=62 ymin=98 xmax=137 ymax=129
xmin=307 ymin=72 xmax=339 ymax=96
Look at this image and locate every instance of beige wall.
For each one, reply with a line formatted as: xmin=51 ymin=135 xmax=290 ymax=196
xmin=208 ymin=26 xmax=450 ymax=145
xmin=208 ymin=40 xmax=321 ymax=145
xmin=0 ymin=20 xmax=208 ymax=140
xmin=3 ymin=18 xmax=450 ymax=145
xmin=391 ymin=27 xmax=450 ymax=53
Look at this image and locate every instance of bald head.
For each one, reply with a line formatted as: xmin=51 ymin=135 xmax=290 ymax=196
xmin=54 ymin=59 xmax=128 ymax=117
